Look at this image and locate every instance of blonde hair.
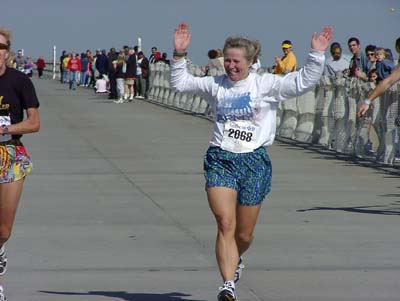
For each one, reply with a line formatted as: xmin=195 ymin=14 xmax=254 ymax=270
xmin=223 ymin=37 xmax=261 ymax=64
xmin=0 ymin=27 xmax=13 ymax=67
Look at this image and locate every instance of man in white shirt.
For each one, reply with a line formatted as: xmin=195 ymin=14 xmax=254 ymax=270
xmin=323 ymin=42 xmax=351 ymax=76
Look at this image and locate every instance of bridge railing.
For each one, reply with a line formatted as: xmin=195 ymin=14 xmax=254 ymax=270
xmin=147 ymin=62 xmax=400 ymax=166
xmin=41 ymin=59 xmax=399 ymax=165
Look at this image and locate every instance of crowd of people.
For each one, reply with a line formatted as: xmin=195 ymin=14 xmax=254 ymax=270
xmin=57 ymin=46 xmax=171 ymax=103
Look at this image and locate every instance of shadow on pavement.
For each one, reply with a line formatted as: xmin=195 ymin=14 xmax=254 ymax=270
xmin=39 ymin=290 xmax=206 ymax=301
xmin=297 ymin=205 xmax=400 ymax=215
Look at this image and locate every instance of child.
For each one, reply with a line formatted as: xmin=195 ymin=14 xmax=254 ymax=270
xmin=367 ymin=68 xmax=378 ymax=83
xmin=375 ymin=47 xmax=395 ymax=82
xmin=95 ymin=75 xmax=109 ymax=93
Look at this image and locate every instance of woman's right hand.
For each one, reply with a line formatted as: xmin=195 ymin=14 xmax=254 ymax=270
xmin=174 ymin=23 xmax=191 ymax=52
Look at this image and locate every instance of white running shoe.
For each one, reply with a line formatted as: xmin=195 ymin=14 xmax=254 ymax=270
xmin=234 ymin=256 xmax=244 ymax=283
xmin=0 ymin=285 xmax=7 ymax=301
xmin=218 ymin=283 xmax=236 ymax=301
xmin=0 ymin=245 xmax=7 ymax=276
xmin=129 ymin=94 xmax=134 ymax=101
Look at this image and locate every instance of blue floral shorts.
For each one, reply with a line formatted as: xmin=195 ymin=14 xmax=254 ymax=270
xmin=204 ymin=146 xmax=272 ymax=206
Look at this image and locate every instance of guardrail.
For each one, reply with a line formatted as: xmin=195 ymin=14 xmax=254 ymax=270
xmin=146 ymin=62 xmax=400 ymax=166
xmin=42 ymin=60 xmax=399 ymax=166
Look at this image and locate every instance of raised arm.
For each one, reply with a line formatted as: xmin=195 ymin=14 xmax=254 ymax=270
xmin=274 ymin=26 xmax=333 ymax=100
xmin=311 ymin=26 xmax=333 ymax=51
xmin=357 ymin=67 xmax=400 ymax=117
xmin=173 ymin=23 xmax=191 ymax=60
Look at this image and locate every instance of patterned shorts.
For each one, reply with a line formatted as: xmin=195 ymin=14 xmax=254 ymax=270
xmin=204 ymin=146 xmax=272 ymax=206
xmin=0 ymin=143 xmax=32 ymax=183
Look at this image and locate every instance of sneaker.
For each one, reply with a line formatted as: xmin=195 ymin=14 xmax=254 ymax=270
xmin=129 ymin=94 xmax=134 ymax=100
xmin=0 ymin=245 xmax=7 ymax=276
xmin=123 ymin=94 xmax=129 ymax=100
xmin=137 ymin=95 xmax=144 ymax=99
xmin=0 ymin=285 xmax=7 ymax=301
xmin=218 ymin=284 xmax=236 ymax=301
xmin=234 ymin=256 xmax=244 ymax=283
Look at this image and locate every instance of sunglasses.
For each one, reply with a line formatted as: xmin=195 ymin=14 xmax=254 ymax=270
xmin=0 ymin=43 xmax=9 ymax=50
xmin=367 ymin=53 xmax=375 ymax=56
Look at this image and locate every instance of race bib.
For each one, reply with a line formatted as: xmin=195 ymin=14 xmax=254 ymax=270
xmin=221 ymin=120 xmax=257 ymax=153
xmin=0 ymin=116 xmax=11 ymax=142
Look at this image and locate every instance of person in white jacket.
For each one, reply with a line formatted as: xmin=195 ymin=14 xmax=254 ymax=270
xmin=171 ymin=23 xmax=333 ymax=301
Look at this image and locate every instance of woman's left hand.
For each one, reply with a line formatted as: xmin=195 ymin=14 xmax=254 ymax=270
xmin=311 ymin=26 xmax=333 ymax=51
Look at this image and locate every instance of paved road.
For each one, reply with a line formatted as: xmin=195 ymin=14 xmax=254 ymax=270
xmin=3 ymin=79 xmax=400 ymax=300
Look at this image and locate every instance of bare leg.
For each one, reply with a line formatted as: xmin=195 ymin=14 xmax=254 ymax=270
xmin=235 ymin=203 xmax=262 ymax=256
xmin=207 ymin=187 xmax=238 ymax=281
xmin=0 ymin=179 xmax=24 ymax=247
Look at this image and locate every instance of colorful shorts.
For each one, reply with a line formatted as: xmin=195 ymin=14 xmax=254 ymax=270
xmin=204 ymin=146 xmax=272 ymax=206
xmin=0 ymin=142 xmax=32 ymax=183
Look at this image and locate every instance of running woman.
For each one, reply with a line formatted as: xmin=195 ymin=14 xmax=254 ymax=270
xmin=0 ymin=27 xmax=40 ymax=300
xmin=170 ymin=23 xmax=333 ymax=301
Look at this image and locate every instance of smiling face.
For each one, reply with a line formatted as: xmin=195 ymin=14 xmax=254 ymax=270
xmin=223 ymin=47 xmax=252 ymax=82
xmin=348 ymin=41 xmax=360 ymax=55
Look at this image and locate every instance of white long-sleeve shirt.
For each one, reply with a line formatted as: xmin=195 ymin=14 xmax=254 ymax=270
xmin=170 ymin=49 xmax=325 ymax=153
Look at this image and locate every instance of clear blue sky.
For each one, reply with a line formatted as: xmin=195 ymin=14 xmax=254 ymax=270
xmin=3 ymin=0 xmax=400 ymax=67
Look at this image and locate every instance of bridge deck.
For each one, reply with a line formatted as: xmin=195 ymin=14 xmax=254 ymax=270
xmin=4 ymin=79 xmax=400 ymax=300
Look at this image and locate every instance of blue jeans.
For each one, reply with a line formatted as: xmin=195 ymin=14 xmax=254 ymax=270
xmin=62 ymin=70 xmax=70 ymax=83
xmin=80 ymin=72 xmax=87 ymax=86
xmin=69 ymin=71 xmax=78 ymax=90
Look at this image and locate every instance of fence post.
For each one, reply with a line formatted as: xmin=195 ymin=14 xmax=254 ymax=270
xmin=52 ymin=45 xmax=56 ymax=80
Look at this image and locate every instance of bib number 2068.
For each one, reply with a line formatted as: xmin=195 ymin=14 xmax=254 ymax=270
xmin=228 ymin=128 xmax=253 ymax=142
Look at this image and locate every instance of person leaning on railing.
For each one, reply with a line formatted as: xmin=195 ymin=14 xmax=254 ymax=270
xmin=358 ymin=37 xmax=400 ymax=118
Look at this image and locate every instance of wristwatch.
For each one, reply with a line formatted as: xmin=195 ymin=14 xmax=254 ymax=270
xmin=1 ymin=125 xmax=9 ymax=135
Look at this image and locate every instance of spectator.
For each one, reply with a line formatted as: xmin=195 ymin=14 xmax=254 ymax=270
xmin=124 ymin=47 xmax=137 ymax=101
xmin=138 ymin=51 xmax=149 ymax=99
xmin=161 ymin=52 xmax=170 ymax=65
xmin=24 ymin=56 xmax=33 ymax=77
xmin=87 ymin=49 xmax=96 ymax=87
xmin=59 ymin=50 xmax=67 ymax=83
xmin=206 ymin=49 xmax=225 ymax=73
xmin=347 ymin=37 xmax=368 ymax=80
xmin=95 ymin=49 xmax=109 ymax=77
xmin=367 ymin=68 xmax=378 ymax=83
xmin=113 ymin=52 xmax=126 ymax=103
xmin=274 ymin=40 xmax=297 ymax=74
xmin=385 ymin=48 xmax=394 ymax=63
xmin=365 ymin=44 xmax=377 ymax=72
xmin=67 ymin=52 xmax=81 ymax=90
xmin=375 ymin=47 xmax=395 ymax=82
xmin=107 ymin=47 xmax=118 ymax=100
xmin=323 ymin=42 xmax=350 ymax=76
xmin=15 ymin=49 xmax=26 ymax=72
xmin=80 ymin=52 xmax=89 ymax=86
xmin=62 ymin=52 xmax=70 ymax=83
xmin=95 ymin=74 xmax=109 ymax=93
xmin=36 ymin=56 xmax=46 ymax=78
xmin=135 ymin=51 xmax=144 ymax=99
xmin=149 ymin=46 xmax=161 ymax=63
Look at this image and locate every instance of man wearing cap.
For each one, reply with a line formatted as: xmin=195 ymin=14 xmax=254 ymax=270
xmin=274 ymin=40 xmax=297 ymax=75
